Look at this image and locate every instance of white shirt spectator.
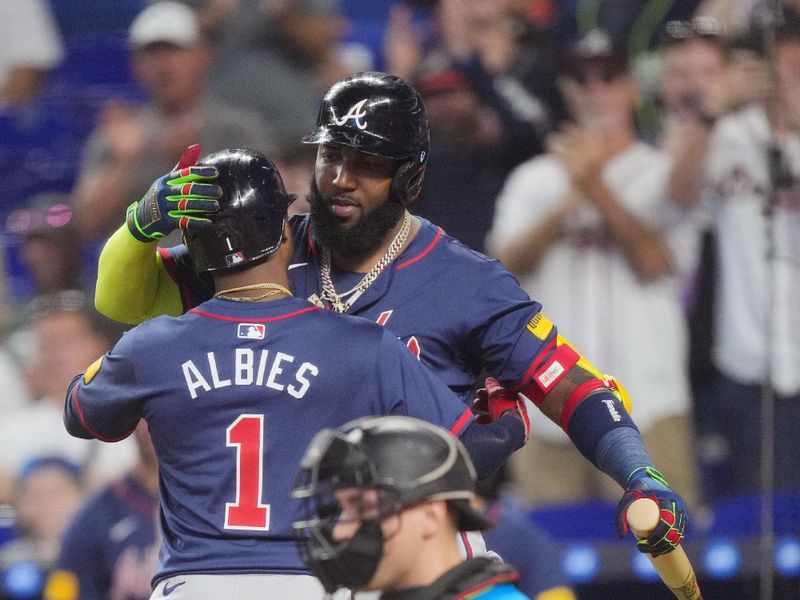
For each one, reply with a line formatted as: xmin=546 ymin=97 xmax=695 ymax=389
xmin=0 ymin=0 xmax=63 ymax=99
xmin=488 ymin=142 xmax=692 ymax=441
xmin=705 ymin=104 xmax=800 ymax=396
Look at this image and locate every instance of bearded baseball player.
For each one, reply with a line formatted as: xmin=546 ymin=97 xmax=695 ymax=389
xmin=94 ymin=72 xmax=689 ymax=561
xmin=65 ymin=149 xmax=527 ymax=599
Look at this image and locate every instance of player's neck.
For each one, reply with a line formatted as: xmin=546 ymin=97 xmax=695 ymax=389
xmin=213 ymin=263 xmax=292 ymax=302
xmin=393 ymin=536 xmax=463 ymax=590
xmin=331 ymin=214 xmax=421 ymax=273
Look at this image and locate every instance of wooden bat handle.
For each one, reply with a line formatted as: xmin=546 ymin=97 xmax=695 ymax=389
xmin=627 ymin=498 xmax=703 ymax=600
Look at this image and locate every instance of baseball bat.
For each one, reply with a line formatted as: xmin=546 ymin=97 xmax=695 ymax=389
xmin=626 ymin=498 xmax=703 ymax=600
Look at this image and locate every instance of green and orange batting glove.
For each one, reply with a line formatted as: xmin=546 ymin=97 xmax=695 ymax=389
xmin=615 ymin=466 xmax=688 ymax=557
xmin=126 ymin=145 xmax=221 ymax=243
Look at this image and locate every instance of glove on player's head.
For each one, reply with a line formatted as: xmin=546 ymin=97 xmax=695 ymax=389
xmin=302 ymin=71 xmax=430 ymax=206
xmin=291 ymin=415 xmax=491 ymax=593
xmin=184 ymin=148 xmax=295 ymax=274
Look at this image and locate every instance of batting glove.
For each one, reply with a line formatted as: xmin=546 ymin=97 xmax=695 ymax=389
xmin=126 ymin=163 xmax=221 ymax=243
xmin=473 ymin=377 xmax=531 ymax=442
xmin=615 ymin=466 xmax=687 ymax=557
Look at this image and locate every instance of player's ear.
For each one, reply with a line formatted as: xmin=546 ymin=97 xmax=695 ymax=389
xmin=280 ymin=222 xmax=293 ymax=262
xmin=419 ymin=500 xmax=450 ymax=539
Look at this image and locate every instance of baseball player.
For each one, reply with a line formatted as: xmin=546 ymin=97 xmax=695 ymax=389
xmin=65 ymin=149 xmax=527 ymax=600
xmin=93 ymin=72 xmax=689 ymax=558
xmin=292 ymin=415 xmax=529 ymax=599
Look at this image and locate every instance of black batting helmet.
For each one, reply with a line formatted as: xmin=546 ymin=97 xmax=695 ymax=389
xmin=302 ymin=71 xmax=430 ymax=206
xmin=184 ymin=149 xmax=295 ymax=274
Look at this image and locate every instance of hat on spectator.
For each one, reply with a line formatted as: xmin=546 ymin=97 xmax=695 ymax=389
xmin=129 ymin=1 xmax=201 ymax=49
xmin=560 ymin=29 xmax=629 ymax=79
xmin=413 ymin=53 xmax=471 ymax=96
xmin=17 ymin=456 xmax=82 ymax=483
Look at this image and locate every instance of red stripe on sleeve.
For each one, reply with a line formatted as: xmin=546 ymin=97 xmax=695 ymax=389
xmin=449 ymin=407 xmax=474 ymax=437
xmin=560 ymin=379 xmax=606 ymax=433
xmin=71 ymin=385 xmax=135 ymax=443
xmin=511 ymin=337 xmax=557 ymax=393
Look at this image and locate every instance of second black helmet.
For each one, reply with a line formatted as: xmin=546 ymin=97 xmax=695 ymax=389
xmin=184 ymin=149 xmax=295 ymax=274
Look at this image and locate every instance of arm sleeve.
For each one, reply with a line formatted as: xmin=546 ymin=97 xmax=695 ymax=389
xmin=459 ymin=413 xmax=525 ymax=479
xmin=64 ymin=330 xmax=144 ymax=441
xmin=94 ymin=225 xmax=184 ymax=324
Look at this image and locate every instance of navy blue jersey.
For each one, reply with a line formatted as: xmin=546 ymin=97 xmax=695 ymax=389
xmin=65 ymin=296 xmax=473 ymax=581
xmin=54 ymin=475 xmax=158 ymax=600
xmin=162 ymin=215 xmax=551 ymax=401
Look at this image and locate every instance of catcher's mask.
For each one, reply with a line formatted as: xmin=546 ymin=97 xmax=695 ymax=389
xmin=291 ymin=416 xmax=491 ymax=593
xmin=184 ymin=148 xmax=296 ymax=275
xmin=302 ymin=71 xmax=430 ymax=207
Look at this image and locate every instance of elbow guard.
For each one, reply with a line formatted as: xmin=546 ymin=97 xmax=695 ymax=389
xmin=514 ymin=333 xmax=632 ymax=415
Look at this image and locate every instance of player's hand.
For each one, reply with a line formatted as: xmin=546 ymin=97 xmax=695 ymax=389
xmin=473 ymin=377 xmax=530 ymax=442
xmin=615 ymin=466 xmax=687 ymax=557
xmin=125 ymin=163 xmax=221 ymax=243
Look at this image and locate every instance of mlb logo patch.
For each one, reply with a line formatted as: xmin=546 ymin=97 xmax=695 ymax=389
xmin=225 ymin=251 xmax=245 ymax=266
xmin=238 ymin=323 xmax=265 ymax=340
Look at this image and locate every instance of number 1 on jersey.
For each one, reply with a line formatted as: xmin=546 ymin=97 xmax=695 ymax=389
xmin=225 ymin=414 xmax=270 ymax=530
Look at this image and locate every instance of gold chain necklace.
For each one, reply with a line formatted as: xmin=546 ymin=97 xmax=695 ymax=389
xmin=318 ymin=212 xmax=411 ymax=313
xmin=214 ymin=283 xmax=292 ymax=302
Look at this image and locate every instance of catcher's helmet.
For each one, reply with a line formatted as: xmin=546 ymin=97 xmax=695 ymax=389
xmin=302 ymin=71 xmax=430 ymax=206
xmin=184 ymin=149 xmax=295 ymax=274
xmin=291 ymin=416 xmax=490 ymax=592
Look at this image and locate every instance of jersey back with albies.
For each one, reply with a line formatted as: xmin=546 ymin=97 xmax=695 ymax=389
xmin=65 ymin=296 xmax=472 ymax=582
xmin=162 ymin=215 xmax=550 ymax=401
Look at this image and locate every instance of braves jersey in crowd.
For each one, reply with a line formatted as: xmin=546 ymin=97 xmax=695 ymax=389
xmin=64 ymin=296 xmax=475 ymax=583
xmin=52 ymin=475 xmax=158 ymax=600
xmin=162 ymin=215 xmax=551 ymax=402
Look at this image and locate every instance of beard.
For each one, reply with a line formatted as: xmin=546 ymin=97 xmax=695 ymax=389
xmin=307 ymin=178 xmax=405 ymax=259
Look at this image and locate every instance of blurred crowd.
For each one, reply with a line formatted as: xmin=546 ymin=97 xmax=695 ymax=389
xmin=0 ymin=0 xmax=798 ymax=598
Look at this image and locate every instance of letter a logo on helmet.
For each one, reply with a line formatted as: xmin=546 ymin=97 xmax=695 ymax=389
xmin=302 ymin=72 xmax=430 ymax=206
xmin=332 ymin=99 xmax=369 ymax=130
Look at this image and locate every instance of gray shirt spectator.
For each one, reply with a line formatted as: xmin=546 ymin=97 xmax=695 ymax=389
xmin=70 ymin=1 xmax=274 ymax=242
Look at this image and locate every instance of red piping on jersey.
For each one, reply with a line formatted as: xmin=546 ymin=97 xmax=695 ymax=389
xmin=460 ymin=530 xmax=474 ymax=559
xmin=395 ymin=227 xmax=443 ymax=270
xmin=449 ymin=407 xmax=474 ymax=437
xmin=560 ymin=379 xmax=607 ymax=433
xmin=71 ymin=385 xmax=136 ymax=443
xmin=190 ymin=305 xmax=321 ymax=323
xmin=158 ymin=247 xmax=196 ymax=311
